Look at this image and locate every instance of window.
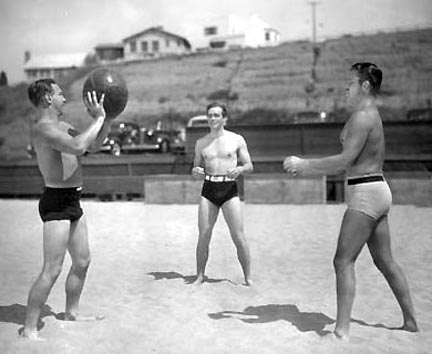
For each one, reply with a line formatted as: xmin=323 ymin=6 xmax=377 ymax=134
xmin=141 ymin=41 xmax=148 ymax=52
xmin=265 ymin=32 xmax=270 ymax=41
xmin=152 ymin=40 xmax=159 ymax=52
xmin=130 ymin=41 xmax=136 ymax=52
xmin=166 ymin=39 xmax=170 ymax=47
xmin=204 ymin=26 xmax=217 ymax=36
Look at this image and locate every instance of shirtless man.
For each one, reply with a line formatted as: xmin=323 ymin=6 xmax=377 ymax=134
xmin=22 ymin=78 xmax=114 ymax=340
xmin=191 ymin=102 xmax=253 ymax=286
xmin=284 ymin=63 xmax=418 ymax=339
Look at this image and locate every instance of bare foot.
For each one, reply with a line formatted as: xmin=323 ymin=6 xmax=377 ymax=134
xmin=63 ymin=313 xmax=105 ymax=321
xmin=322 ymin=331 xmax=349 ymax=342
xmin=191 ymin=275 xmax=205 ymax=286
xmin=19 ymin=328 xmax=46 ymax=341
xmin=399 ymin=320 xmax=419 ymax=333
xmin=244 ymin=278 xmax=254 ymax=287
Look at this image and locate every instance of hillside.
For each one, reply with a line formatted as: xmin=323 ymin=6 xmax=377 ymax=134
xmin=1 ymin=28 xmax=431 ymax=160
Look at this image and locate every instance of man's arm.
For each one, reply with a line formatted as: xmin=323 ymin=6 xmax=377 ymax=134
xmin=284 ymin=112 xmax=370 ymax=176
xmin=37 ymin=117 xmax=105 ymax=155
xmin=38 ymin=91 xmax=106 ymax=155
xmin=227 ymin=135 xmax=253 ymax=179
xmin=192 ymin=139 xmax=205 ymax=179
xmin=86 ymin=119 xmax=114 ymax=153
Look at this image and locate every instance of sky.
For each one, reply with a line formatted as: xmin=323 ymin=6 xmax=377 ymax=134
xmin=1 ymin=0 xmax=431 ymax=84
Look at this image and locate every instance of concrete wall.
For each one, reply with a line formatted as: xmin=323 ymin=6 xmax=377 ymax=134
xmin=244 ymin=174 xmax=326 ymax=204
xmin=386 ymin=172 xmax=432 ymax=207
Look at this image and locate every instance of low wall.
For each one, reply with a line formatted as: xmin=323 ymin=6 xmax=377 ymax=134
xmin=244 ymin=174 xmax=326 ymax=204
xmin=143 ymin=173 xmax=431 ymax=206
xmin=143 ymin=174 xmax=325 ymax=204
xmin=385 ymin=172 xmax=432 ymax=207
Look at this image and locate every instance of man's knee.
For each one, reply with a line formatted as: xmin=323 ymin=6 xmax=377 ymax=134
xmin=333 ymin=254 xmax=352 ymax=271
xmin=373 ymin=256 xmax=396 ymax=275
xmin=42 ymin=263 xmax=63 ymax=282
xmin=72 ymin=256 xmax=91 ymax=275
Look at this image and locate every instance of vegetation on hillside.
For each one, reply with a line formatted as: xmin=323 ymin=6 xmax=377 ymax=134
xmin=1 ymin=28 xmax=431 ymax=160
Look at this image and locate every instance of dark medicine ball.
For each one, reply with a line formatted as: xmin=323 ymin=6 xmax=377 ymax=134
xmin=82 ymin=68 xmax=128 ymax=119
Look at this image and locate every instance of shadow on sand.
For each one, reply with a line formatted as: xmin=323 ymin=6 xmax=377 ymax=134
xmin=148 ymin=271 xmax=236 ymax=285
xmin=0 ymin=303 xmax=55 ymax=330
xmin=209 ymin=304 xmax=334 ymax=336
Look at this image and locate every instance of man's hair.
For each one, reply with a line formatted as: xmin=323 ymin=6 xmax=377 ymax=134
xmin=27 ymin=78 xmax=56 ymax=107
xmin=206 ymin=102 xmax=227 ymax=117
xmin=350 ymin=62 xmax=382 ymax=96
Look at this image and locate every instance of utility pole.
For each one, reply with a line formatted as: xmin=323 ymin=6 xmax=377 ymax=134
xmin=307 ymin=1 xmax=320 ymax=44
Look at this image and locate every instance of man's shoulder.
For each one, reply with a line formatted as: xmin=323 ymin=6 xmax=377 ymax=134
xmin=350 ymin=108 xmax=379 ymax=129
xmin=225 ymin=130 xmax=246 ymax=144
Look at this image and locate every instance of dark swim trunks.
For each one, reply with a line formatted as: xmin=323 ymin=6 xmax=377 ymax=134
xmin=201 ymin=176 xmax=239 ymax=207
xmin=38 ymin=187 xmax=83 ymax=222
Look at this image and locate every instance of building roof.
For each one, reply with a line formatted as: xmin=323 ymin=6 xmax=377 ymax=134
xmin=122 ymin=26 xmax=191 ymax=49
xmin=95 ymin=43 xmax=124 ymax=50
xmin=24 ymin=52 xmax=88 ymax=70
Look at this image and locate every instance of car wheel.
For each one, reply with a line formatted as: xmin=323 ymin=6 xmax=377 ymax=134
xmin=159 ymin=140 xmax=169 ymax=153
xmin=111 ymin=142 xmax=121 ymax=156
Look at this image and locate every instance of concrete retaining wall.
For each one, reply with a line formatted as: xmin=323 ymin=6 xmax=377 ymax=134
xmin=244 ymin=174 xmax=326 ymax=204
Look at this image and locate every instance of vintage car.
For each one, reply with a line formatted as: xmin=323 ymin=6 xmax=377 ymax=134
xmin=100 ymin=122 xmax=185 ymax=156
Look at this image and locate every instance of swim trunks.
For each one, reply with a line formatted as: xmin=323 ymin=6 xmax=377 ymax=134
xmin=201 ymin=175 xmax=239 ymax=207
xmin=346 ymin=175 xmax=392 ymax=220
xmin=39 ymin=187 xmax=83 ymax=222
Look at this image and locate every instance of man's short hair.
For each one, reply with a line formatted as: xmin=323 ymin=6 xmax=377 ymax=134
xmin=28 ymin=78 xmax=56 ymax=107
xmin=350 ymin=62 xmax=382 ymax=96
xmin=206 ymin=102 xmax=227 ymax=117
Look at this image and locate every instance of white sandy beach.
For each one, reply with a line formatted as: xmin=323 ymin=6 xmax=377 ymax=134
xmin=0 ymin=200 xmax=430 ymax=354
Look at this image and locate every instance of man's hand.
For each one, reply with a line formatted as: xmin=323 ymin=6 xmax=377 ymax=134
xmin=192 ymin=166 xmax=205 ymax=179
xmin=227 ymin=167 xmax=241 ymax=179
xmin=283 ymin=156 xmax=305 ymax=176
xmin=85 ymin=91 xmax=106 ymax=119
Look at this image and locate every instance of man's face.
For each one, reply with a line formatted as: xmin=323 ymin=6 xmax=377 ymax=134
xmin=207 ymin=106 xmax=226 ymax=129
xmin=345 ymin=72 xmax=363 ymax=107
xmin=49 ymin=84 xmax=66 ymax=114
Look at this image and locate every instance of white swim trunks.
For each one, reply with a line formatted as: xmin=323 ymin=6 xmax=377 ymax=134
xmin=346 ymin=175 xmax=392 ymax=220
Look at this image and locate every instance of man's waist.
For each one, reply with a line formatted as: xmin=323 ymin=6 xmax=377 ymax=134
xmin=205 ymin=174 xmax=236 ymax=182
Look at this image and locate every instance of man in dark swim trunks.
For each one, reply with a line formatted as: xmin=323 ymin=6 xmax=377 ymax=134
xmin=191 ymin=102 xmax=253 ymax=286
xmin=22 ymin=78 xmax=114 ymax=340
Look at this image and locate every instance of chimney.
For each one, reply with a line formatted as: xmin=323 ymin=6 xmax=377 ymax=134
xmin=24 ymin=50 xmax=31 ymax=63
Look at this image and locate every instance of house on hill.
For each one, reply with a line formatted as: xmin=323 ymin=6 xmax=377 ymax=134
xmin=186 ymin=14 xmax=280 ymax=51
xmin=94 ymin=43 xmax=124 ymax=63
xmin=23 ymin=51 xmax=88 ymax=81
xmin=122 ymin=26 xmax=192 ymax=61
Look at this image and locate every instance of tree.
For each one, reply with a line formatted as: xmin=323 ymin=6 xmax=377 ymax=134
xmin=0 ymin=71 xmax=7 ymax=87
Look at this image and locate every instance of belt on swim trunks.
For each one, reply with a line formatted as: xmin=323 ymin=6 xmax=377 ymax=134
xmin=347 ymin=175 xmax=384 ymax=185
xmin=205 ymin=175 xmax=235 ymax=182
xmin=45 ymin=186 xmax=83 ymax=192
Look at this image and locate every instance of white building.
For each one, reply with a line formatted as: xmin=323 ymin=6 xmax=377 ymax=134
xmin=122 ymin=26 xmax=191 ymax=61
xmin=185 ymin=14 xmax=280 ymax=50
xmin=24 ymin=52 xmax=88 ymax=81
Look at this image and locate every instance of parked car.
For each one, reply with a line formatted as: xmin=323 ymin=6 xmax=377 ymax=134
xmin=293 ymin=111 xmax=327 ymax=123
xmin=187 ymin=115 xmax=208 ymax=127
xmin=406 ymin=108 xmax=432 ymax=120
xmin=100 ymin=122 xmax=184 ymax=156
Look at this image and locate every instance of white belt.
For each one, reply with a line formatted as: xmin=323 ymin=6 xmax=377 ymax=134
xmin=205 ymin=175 xmax=235 ymax=182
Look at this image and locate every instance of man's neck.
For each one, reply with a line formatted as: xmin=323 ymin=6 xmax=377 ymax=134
xmin=209 ymin=126 xmax=225 ymax=138
xmin=38 ymin=106 xmax=59 ymax=123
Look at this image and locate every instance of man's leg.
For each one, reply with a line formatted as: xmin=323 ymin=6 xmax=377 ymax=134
xmin=64 ymin=215 xmax=102 ymax=321
xmin=193 ymin=197 xmax=219 ymax=285
xmin=332 ymin=209 xmax=376 ymax=339
xmin=22 ymin=220 xmax=70 ymax=339
xmin=221 ymin=197 xmax=252 ymax=286
xmin=367 ymin=216 xmax=418 ymax=332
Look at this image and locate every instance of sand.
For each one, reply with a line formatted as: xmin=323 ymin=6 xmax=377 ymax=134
xmin=0 ymin=200 xmax=430 ymax=354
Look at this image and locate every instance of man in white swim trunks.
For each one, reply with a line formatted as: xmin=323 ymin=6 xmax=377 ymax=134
xmin=191 ymin=102 xmax=253 ymax=286
xmin=283 ymin=62 xmax=418 ymax=339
